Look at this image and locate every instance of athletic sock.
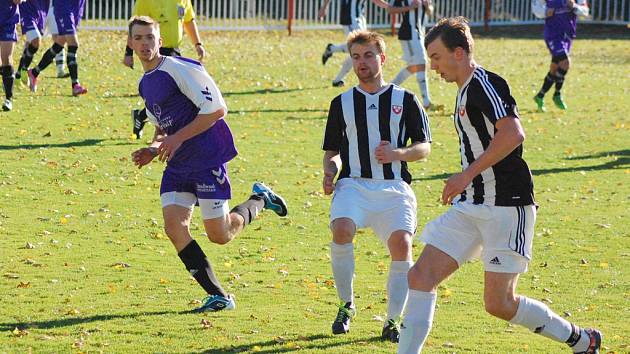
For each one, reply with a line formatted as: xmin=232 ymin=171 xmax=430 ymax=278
xmin=177 ymin=240 xmax=227 ymax=297
xmin=66 ymin=45 xmax=79 ymax=84
xmin=537 ymin=72 xmax=555 ymax=98
xmin=386 ymin=261 xmax=413 ymax=321
xmin=18 ymin=44 xmax=38 ymax=73
xmin=330 ymin=242 xmax=354 ymax=303
xmin=554 ymin=67 xmax=567 ymax=94
xmin=330 ymin=43 xmax=348 ymax=53
xmin=55 ymin=48 xmax=65 ymax=72
xmin=1 ymin=66 xmax=14 ymax=99
xmin=509 ymin=296 xmax=591 ymax=352
xmin=33 ymin=42 xmax=64 ymax=77
xmin=230 ymin=194 xmax=264 ymax=227
xmin=397 ymin=290 xmax=436 ymax=354
xmin=416 ymin=71 xmax=431 ymax=107
xmin=334 ymin=57 xmax=353 ymax=83
xmin=392 ymin=68 xmax=412 ymax=85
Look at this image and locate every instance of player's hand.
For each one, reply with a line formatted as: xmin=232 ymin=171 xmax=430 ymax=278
xmin=123 ymin=55 xmax=134 ymax=69
xmin=441 ymin=172 xmax=472 ymax=205
xmin=156 ymin=134 xmax=183 ymax=162
xmin=323 ymin=170 xmax=336 ymax=195
xmin=318 ymin=7 xmax=327 ymax=20
xmin=13 ymin=0 xmax=24 ymax=5
xmin=375 ymin=140 xmax=396 ymax=164
xmin=196 ymin=44 xmax=206 ymax=62
xmin=131 ymin=147 xmax=157 ymax=168
xmin=545 ymin=7 xmax=555 ymax=17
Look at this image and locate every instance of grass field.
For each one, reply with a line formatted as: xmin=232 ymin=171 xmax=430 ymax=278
xmin=0 ymin=25 xmax=628 ymax=353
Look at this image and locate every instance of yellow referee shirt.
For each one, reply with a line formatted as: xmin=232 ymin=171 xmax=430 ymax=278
xmin=133 ymin=0 xmax=195 ymax=49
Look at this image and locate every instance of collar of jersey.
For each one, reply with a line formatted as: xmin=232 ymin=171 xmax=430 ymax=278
xmin=144 ymin=56 xmax=167 ymax=75
xmin=355 ymin=83 xmax=392 ymax=96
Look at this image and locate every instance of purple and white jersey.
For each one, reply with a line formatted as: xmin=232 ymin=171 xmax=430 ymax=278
xmin=544 ymin=0 xmax=578 ymax=40
xmin=20 ymin=0 xmax=49 ymax=34
xmin=140 ymin=56 xmax=237 ymax=172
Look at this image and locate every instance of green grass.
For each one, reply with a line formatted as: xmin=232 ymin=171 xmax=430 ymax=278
xmin=0 ymin=27 xmax=628 ymax=353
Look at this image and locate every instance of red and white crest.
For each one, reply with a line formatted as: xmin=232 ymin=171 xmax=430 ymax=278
xmin=458 ymin=105 xmax=466 ymax=117
xmin=392 ymin=105 xmax=403 ymax=114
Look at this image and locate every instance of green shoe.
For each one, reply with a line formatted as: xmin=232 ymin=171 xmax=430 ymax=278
xmin=533 ymin=95 xmax=546 ymax=112
xmin=553 ymin=94 xmax=567 ymax=110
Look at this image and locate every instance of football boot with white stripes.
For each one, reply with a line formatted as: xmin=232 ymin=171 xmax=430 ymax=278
xmin=332 ymin=80 xmax=344 ymax=87
xmin=575 ymin=328 xmax=602 ymax=354
xmin=252 ymin=182 xmax=288 ymax=217
xmin=332 ymin=302 xmax=355 ymax=335
xmin=194 ymin=294 xmax=236 ymax=313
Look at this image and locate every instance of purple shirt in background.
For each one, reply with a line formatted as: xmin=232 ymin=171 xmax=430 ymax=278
xmin=544 ymin=0 xmax=578 ymax=40
xmin=140 ymin=56 xmax=237 ymax=172
xmin=0 ymin=0 xmax=19 ymax=27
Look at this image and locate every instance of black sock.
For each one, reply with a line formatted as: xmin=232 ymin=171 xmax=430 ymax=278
xmin=1 ymin=66 xmax=14 ymax=99
xmin=66 ymin=45 xmax=78 ymax=84
xmin=554 ymin=67 xmax=567 ymax=94
xmin=18 ymin=44 xmax=38 ymax=73
xmin=33 ymin=42 xmax=64 ymax=77
xmin=177 ymin=240 xmax=227 ymax=297
xmin=537 ymin=72 xmax=555 ymax=98
xmin=230 ymin=195 xmax=265 ymax=226
xmin=565 ymin=323 xmax=582 ymax=347
xmin=139 ymin=108 xmax=148 ymax=121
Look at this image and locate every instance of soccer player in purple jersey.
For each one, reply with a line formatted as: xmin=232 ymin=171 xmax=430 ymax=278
xmin=27 ymin=0 xmax=86 ymax=96
xmin=533 ymin=0 xmax=589 ymax=112
xmin=15 ymin=0 xmax=48 ymax=82
xmin=127 ymin=16 xmax=288 ymax=312
xmin=0 ymin=0 xmax=22 ymax=111
xmin=397 ymin=17 xmax=601 ymax=354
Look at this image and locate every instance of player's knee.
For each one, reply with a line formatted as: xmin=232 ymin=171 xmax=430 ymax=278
xmin=31 ymin=38 xmax=40 ymax=48
xmin=331 ymin=219 xmax=355 ymax=244
xmin=484 ymin=293 xmax=518 ymax=320
xmin=387 ymin=231 xmax=412 ymax=255
xmin=207 ymin=232 xmax=231 ymax=245
xmin=407 ymin=263 xmax=438 ymax=292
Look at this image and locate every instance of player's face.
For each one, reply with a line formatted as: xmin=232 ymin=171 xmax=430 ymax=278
xmin=350 ymin=43 xmax=385 ymax=83
xmin=427 ymin=37 xmax=459 ymax=83
xmin=129 ymin=24 xmax=161 ymax=62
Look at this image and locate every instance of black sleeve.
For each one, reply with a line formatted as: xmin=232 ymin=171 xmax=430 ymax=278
xmin=467 ymin=74 xmax=519 ymax=124
xmin=322 ymin=95 xmax=343 ymax=152
xmin=403 ymin=91 xmax=431 ymax=144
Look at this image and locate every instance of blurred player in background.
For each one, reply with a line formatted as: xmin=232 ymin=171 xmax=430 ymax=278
xmin=0 ymin=0 xmax=23 ymax=111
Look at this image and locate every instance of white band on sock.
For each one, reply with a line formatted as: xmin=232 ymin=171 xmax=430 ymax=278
xmin=386 ymin=261 xmax=413 ymax=321
xmin=398 ymin=290 xmax=436 ymax=354
xmin=330 ymin=242 xmax=355 ymax=303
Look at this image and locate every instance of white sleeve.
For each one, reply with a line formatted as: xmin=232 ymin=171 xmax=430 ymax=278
xmin=531 ymin=0 xmax=547 ymax=19
xmin=145 ymin=105 xmax=159 ymax=126
xmin=573 ymin=1 xmax=589 ymax=17
xmin=169 ymin=62 xmax=228 ymax=116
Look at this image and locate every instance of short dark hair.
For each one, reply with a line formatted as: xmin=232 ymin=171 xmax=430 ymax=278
xmin=424 ymin=16 xmax=474 ymax=54
xmin=128 ymin=15 xmax=159 ymax=36
xmin=347 ymin=30 xmax=386 ymax=55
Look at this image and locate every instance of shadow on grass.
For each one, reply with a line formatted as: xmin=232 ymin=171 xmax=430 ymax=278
xmin=0 ymin=138 xmax=107 ymax=150
xmin=0 ymin=309 xmax=197 ymax=331
xmin=223 ymin=86 xmax=326 ymax=96
xmin=413 ymin=149 xmax=629 ymax=182
xmin=197 ymin=334 xmax=384 ymax=354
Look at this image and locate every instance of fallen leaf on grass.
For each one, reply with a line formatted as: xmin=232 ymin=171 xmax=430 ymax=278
xmin=11 ymin=327 xmax=29 ymax=337
xmin=17 ymin=281 xmax=30 ymax=288
xmin=200 ymin=319 xmax=212 ymax=329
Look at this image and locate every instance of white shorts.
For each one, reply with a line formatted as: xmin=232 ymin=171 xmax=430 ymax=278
xmin=46 ymin=5 xmax=59 ymax=36
xmin=420 ymin=202 xmax=536 ymax=273
xmin=330 ymin=178 xmax=417 ymax=244
xmin=25 ymin=29 xmax=42 ymax=42
xmin=401 ymin=39 xmax=427 ymax=66
xmin=161 ymin=192 xmax=230 ymax=220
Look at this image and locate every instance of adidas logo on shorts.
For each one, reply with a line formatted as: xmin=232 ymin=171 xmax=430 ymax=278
xmin=489 ymin=257 xmax=501 ymax=265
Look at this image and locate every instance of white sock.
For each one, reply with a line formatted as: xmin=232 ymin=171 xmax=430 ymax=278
xmin=397 ymin=290 xmax=436 ymax=354
xmin=334 ymin=57 xmax=353 ymax=83
xmin=330 ymin=242 xmax=354 ymax=303
xmin=392 ymin=68 xmax=412 ymax=85
xmin=330 ymin=43 xmax=347 ymax=53
xmin=55 ymin=49 xmax=65 ymax=71
xmin=387 ymin=261 xmax=413 ymax=321
xmin=416 ymin=71 xmax=431 ymax=107
xmin=510 ymin=296 xmax=591 ymax=351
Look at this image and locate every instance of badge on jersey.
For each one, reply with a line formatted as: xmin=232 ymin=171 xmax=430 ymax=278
xmin=458 ymin=105 xmax=466 ymax=117
xmin=392 ymin=105 xmax=403 ymax=115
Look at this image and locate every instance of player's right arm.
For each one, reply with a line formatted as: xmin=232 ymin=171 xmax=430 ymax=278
xmin=319 ymin=0 xmax=332 ymax=19
xmin=323 ymin=151 xmax=341 ymax=195
xmin=373 ymin=0 xmax=421 ymax=14
xmin=322 ymin=96 xmax=343 ymax=195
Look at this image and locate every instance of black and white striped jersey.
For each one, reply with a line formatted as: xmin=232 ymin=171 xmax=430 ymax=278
xmin=340 ymin=0 xmax=366 ymax=27
xmin=322 ymin=84 xmax=431 ymax=184
xmin=392 ymin=0 xmax=428 ymax=40
xmin=453 ymin=67 xmax=534 ymax=206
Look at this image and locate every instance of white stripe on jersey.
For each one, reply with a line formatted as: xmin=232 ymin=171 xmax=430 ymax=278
xmin=389 ymin=86 xmax=405 ymax=179
xmin=474 ymin=68 xmax=507 ymax=119
xmin=341 ymin=89 xmax=361 ymax=178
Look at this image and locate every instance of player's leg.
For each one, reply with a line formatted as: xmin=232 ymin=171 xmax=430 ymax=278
xmin=330 ymin=217 xmax=357 ymax=334
xmin=0 ymin=38 xmax=16 ymax=111
xmin=53 ymin=34 xmax=66 ymax=78
xmin=381 ymin=230 xmax=413 ymax=343
xmin=27 ymin=35 xmax=64 ymax=92
xmin=392 ymin=41 xmax=413 ymax=85
xmin=552 ymin=44 xmax=571 ymax=110
xmin=162 ymin=202 xmax=233 ymax=312
xmin=332 ymin=56 xmax=352 ymax=87
xmin=64 ymin=33 xmax=87 ymax=96
xmin=398 ymin=203 xmax=481 ymax=354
